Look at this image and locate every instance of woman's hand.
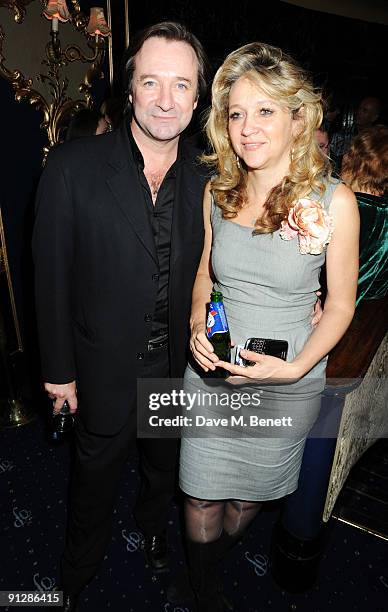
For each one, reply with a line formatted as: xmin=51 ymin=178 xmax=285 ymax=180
xmin=190 ymin=321 xmax=219 ymax=372
xmin=216 ymin=350 xmax=302 ymax=385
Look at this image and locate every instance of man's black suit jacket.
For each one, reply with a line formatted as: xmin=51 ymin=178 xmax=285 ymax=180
xmin=32 ymin=121 xmax=208 ymax=435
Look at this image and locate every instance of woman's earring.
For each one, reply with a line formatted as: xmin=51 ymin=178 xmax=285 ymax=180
xmin=290 ymin=147 xmax=295 ymax=162
xmin=236 ymin=155 xmax=241 ymax=169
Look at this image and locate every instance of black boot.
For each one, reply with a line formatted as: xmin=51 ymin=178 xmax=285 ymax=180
xmin=270 ymin=521 xmax=326 ymax=592
xmin=168 ymin=531 xmax=238 ymax=608
xmin=186 ymin=535 xmax=237 ymax=612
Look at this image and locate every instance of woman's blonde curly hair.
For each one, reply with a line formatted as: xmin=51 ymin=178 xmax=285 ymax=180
xmin=203 ymin=42 xmax=331 ymax=234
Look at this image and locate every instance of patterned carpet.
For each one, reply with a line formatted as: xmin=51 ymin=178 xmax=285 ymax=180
xmin=1 ymin=416 xmax=387 ymax=612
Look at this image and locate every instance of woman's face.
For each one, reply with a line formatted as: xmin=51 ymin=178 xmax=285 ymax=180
xmin=228 ymin=76 xmax=299 ymax=173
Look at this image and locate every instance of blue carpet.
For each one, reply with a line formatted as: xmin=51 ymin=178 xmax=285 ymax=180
xmin=1 ymin=416 xmax=387 ymax=612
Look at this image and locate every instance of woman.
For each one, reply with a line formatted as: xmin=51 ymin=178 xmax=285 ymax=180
xmin=178 ymin=42 xmax=359 ymax=610
xmin=341 ymin=125 xmax=388 ymax=302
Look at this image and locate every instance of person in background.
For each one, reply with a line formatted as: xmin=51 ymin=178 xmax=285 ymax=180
xmin=341 ymin=124 xmax=388 ymax=303
xmin=324 ymin=89 xmax=344 ymax=136
xmin=355 ymin=97 xmax=382 ymax=131
xmin=178 ymin=41 xmax=359 ymax=611
xmin=331 ymin=95 xmax=383 ymax=165
xmin=65 ymin=108 xmax=109 ymax=140
xmin=315 ymin=120 xmax=330 ymax=156
xmin=315 ymin=119 xmax=342 ymax=173
xmin=100 ymin=96 xmax=124 ymax=131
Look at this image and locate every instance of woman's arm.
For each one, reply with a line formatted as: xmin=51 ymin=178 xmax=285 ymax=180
xmin=218 ymin=183 xmax=360 ymax=381
xmin=290 ymin=183 xmax=359 ymax=375
xmin=189 ymin=182 xmax=219 ymax=372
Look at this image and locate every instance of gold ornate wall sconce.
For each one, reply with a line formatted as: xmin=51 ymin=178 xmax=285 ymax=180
xmin=43 ymin=2 xmax=110 ymax=64
xmin=0 ymin=0 xmax=112 ymax=161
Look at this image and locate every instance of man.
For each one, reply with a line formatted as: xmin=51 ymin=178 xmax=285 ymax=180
xmin=315 ymin=121 xmax=330 ymax=157
xmin=331 ymin=95 xmax=382 ymax=164
xmin=355 ymin=96 xmax=381 ymax=130
xmin=33 ymin=22 xmax=210 ymax=611
xmin=315 ymin=120 xmax=339 ymax=172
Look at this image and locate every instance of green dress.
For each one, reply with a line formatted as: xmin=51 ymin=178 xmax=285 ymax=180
xmin=356 ymin=192 xmax=388 ymax=304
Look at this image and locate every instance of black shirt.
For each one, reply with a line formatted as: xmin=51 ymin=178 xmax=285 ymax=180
xmin=128 ymin=127 xmax=178 ymax=339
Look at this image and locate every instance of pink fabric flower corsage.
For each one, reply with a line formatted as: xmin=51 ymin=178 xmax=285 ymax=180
xmin=279 ymin=198 xmax=334 ymax=255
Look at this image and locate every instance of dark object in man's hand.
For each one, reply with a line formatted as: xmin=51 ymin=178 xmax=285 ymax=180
xmin=51 ymin=400 xmax=74 ymax=442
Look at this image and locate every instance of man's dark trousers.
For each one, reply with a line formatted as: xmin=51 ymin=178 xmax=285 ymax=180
xmin=61 ymin=345 xmax=177 ymax=594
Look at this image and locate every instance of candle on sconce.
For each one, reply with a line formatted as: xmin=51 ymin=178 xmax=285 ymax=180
xmin=52 ymin=17 xmax=59 ymax=32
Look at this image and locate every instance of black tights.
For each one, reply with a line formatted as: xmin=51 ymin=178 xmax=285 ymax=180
xmin=185 ymin=497 xmax=261 ymax=543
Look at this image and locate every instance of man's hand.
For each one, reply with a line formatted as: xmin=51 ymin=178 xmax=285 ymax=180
xmin=312 ymin=291 xmax=323 ymax=328
xmin=44 ymin=381 xmax=77 ymax=414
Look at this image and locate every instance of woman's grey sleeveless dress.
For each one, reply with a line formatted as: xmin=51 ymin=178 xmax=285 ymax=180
xmin=179 ymin=179 xmax=339 ymax=501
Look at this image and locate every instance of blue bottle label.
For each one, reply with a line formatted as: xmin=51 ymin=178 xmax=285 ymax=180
xmin=206 ymin=301 xmax=229 ymax=338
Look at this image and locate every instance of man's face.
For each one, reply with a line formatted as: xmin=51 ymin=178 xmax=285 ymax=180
xmin=129 ymin=37 xmax=199 ymax=143
xmin=356 ymin=97 xmax=380 ymax=128
xmin=315 ymin=129 xmax=329 ymax=155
